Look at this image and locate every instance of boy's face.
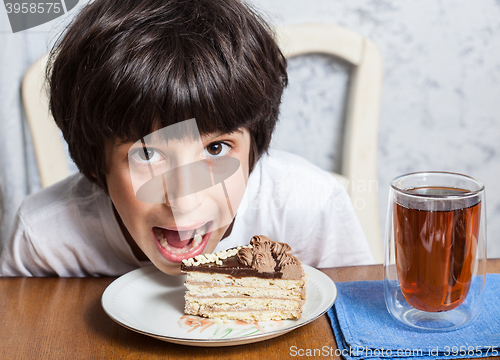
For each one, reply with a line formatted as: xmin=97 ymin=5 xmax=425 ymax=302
xmin=105 ymin=125 xmax=251 ymax=275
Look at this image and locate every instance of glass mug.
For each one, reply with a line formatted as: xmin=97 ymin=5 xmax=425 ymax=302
xmin=384 ymin=171 xmax=487 ymax=331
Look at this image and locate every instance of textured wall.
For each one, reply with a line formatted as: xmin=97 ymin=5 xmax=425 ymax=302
xmin=254 ymin=0 xmax=500 ymax=257
xmin=272 ymin=54 xmax=351 ymax=174
xmin=1 ymin=0 xmax=499 ymax=258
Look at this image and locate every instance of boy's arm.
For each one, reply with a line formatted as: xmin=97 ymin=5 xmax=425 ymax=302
xmin=0 ymin=212 xmax=55 ymax=277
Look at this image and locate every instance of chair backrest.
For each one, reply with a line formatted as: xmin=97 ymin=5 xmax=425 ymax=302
xmin=275 ymin=23 xmax=383 ymax=263
xmin=22 ymin=53 xmax=71 ymax=188
xmin=22 ymin=23 xmax=383 ymax=263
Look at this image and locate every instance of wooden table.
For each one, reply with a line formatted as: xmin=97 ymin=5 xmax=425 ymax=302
xmin=1 ymin=260 xmax=499 ymax=360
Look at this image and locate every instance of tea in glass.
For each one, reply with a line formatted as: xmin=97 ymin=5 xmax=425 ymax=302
xmin=384 ymin=172 xmax=486 ymax=331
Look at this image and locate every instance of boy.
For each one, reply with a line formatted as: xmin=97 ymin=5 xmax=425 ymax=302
xmin=0 ymin=0 xmax=373 ymax=277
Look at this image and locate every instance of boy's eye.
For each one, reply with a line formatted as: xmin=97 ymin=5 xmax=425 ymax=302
xmin=204 ymin=142 xmax=231 ymax=158
xmin=207 ymin=143 xmax=222 ymax=155
xmin=130 ymin=147 xmax=164 ymax=164
xmin=139 ymin=148 xmax=154 ymax=161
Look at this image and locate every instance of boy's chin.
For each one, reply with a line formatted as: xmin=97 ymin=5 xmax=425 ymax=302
xmin=155 ymin=262 xmax=184 ymax=276
xmin=162 ymin=267 xmax=184 ymax=276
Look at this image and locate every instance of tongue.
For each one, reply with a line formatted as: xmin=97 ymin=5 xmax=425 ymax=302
xmin=162 ymin=228 xmax=194 ymax=248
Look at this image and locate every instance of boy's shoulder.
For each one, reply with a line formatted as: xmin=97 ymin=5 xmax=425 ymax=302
xmin=243 ymin=149 xmax=346 ymax=216
xmin=256 ymin=149 xmax=342 ymax=191
xmin=18 ymin=173 xmax=104 ymax=223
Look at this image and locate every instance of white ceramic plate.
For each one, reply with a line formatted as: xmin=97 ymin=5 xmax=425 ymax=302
xmin=101 ymin=264 xmax=337 ymax=346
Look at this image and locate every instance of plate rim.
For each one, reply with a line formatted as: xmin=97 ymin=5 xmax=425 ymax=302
xmin=101 ymin=264 xmax=337 ymax=346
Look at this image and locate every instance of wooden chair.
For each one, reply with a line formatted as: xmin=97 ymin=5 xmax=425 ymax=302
xmin=22 ymin=53 xmax=71 ymax=189
xmin=22 ymin=23 xmax=383 ymax=262
xmin=275 ymin=23 xmax=384 ymax=263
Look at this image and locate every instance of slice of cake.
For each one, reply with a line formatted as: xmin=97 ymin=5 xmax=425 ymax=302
xmin=180 ymin=235 xmax=307 ymax=322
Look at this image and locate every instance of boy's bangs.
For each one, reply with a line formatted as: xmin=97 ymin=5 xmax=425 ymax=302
xmin=114 ymin=86 xmax=253 ymax=144
xmin=103 ymin=25 xmax=266 ymax=144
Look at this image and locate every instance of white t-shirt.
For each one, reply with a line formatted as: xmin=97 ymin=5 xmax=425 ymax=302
xmin=0 ymin=150 xmax=373 ymax=277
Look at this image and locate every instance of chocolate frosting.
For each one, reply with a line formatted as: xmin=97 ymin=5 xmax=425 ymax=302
xmin=181 ymin=235 xmax=305 ymax=280
xmin=239 ymin=235 xmax=304 ymax=279
xmin=249 ymin=236 xmax=275 ymax=273
xmin=236 ymin=247 xmax=253 ymax=267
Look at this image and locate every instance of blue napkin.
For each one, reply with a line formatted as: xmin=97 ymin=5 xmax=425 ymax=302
xmin=327 ymin=274 xmax=500 ymax=360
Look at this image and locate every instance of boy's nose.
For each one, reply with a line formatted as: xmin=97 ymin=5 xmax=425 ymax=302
xmin=165 ymin=192 xmax=202 ymax=214
xmin=162 ymin=163 xmax=205 ymax=213
xmin=134 ymin=160 xmax=212 ymax=205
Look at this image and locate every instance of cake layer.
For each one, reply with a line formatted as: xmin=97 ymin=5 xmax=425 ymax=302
xmin=185 ymin=284 xmax=304 ymax=300
xmin=185 ymin=272 xmax=307 ymax=293
xmin=185 ymin=296 xmax=303 ymax=311
xmin=185 ymin=306 xmax=302 ymax=322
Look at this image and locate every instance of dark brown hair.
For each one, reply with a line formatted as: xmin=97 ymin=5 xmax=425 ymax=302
xmin=47 ymin=0 xmax=287 ymax=192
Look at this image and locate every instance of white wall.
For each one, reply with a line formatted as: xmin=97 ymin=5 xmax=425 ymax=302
xmin=253 ymin=0 xmax=500 ymax=257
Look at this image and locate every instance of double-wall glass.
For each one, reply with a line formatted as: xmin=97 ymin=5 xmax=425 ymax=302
xmin=384 ymin=172 xmax=487 ymax=331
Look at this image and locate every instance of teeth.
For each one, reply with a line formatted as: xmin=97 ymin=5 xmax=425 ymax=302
xmin=154 ymin=227 xmax=163 ymax=239
xmin=194 ymin=222 xmax=210 ymax=237
xmin=154 ymin=222 xmax=210 ymax=255
xmin=192 ymin=232 xmax=203 ymax=247
xmin=159 ymin=237 xmax=195 ymax=254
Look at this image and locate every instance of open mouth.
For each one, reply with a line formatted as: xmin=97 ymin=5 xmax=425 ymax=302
xmin=152 ymin=221 xmax=213 ymax=263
